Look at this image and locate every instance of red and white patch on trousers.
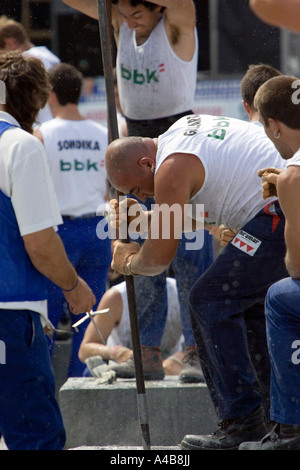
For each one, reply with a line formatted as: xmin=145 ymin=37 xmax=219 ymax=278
xmin=231 ymin=230 xmax=262 ymax=256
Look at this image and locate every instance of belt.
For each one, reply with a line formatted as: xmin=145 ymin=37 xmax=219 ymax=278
xmin=62 ymin=212 xmax=98 ymax=220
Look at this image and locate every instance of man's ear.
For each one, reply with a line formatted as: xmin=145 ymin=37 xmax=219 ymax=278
xmin=268 ymin=118 xmax=280 ymax=135
xmin=48 ymin=90 xmax=56 ymax=104
xmin=139 ymin=157 xmax=153 ymax=169
xmin=242 ymin=100 xmax=251 ymax=117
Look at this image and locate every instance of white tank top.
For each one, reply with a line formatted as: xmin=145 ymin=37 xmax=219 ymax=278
xmin=107 ymin=278 xmax=183 ymax=356
xmin=155 ymin=115 xmax=287 ymax=231
xmin=117 ymin=17 xmax=198 ymax=120
xmin=38 ymin=118 xmax=108 ymax=217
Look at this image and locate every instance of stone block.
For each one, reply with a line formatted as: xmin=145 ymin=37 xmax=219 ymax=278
xmin=59 ymin=377 xmax=217 ymax=449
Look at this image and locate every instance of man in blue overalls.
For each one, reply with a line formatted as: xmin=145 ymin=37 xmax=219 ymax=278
xmin=0 ymin=51 xmax=95 ymax=450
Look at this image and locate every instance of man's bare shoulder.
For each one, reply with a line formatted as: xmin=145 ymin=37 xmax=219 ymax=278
xmin=277 ymin=165 xmax=300 ymax=212
xmin=155 ymin=153 xmax=205 ymax=203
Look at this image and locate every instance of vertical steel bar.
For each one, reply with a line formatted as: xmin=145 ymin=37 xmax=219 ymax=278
xmin=96 ymin=0 xmax=151 ymax=450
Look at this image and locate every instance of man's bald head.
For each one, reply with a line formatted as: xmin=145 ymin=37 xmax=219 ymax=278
xmin=106 ymin=136 xmax=143 ymax=170
xmin=105 ymin=136 xmax=155 ymax=186
xmin=105 ymin=136 xmax=157 ymax=198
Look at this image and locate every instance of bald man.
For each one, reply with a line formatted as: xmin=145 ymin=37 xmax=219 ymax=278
xmin=106 ymin=113 xmax=288 ymax=450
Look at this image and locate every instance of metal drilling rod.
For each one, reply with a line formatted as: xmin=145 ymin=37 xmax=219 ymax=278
xmin=96 ymin=0 xmax=151 ymax=450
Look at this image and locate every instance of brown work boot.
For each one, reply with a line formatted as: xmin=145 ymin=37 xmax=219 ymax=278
xmin=108 ymin=346 xmax=165 ymax=380
xmin=181 ymin=406 xmax=268 ymax=450
xmin=179 ymin=347 xmax=205 ymax=384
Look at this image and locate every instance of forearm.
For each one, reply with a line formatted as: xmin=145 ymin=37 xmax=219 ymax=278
xmin=79 ymin=342 xmax=113 ymax=362
xmin=129 ymin=251 xmax=169 ymax=276
xmin=111 ymin=237 xmax=174 ymax=277
xmin=249 ymin=0 xmax=300 ymax=32
xmin=129 ymin=239 xmax=176 ymax=276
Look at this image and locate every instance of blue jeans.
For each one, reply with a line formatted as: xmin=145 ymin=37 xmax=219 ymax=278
xmin=189 ymin=202 xmax=288 ymax=420
xmin=133 ymin=230 xmax=214 ymax=346
xmin=0 ymin=310 xmax=66 ymax=450
xmin=47 ymin=216 xmax=111 ymax=377
xmin=265 ymin=277 xmax=300 ymax=425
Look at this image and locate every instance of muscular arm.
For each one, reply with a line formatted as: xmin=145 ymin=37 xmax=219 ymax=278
xmin=63 ymin=0 xmax=195 ymax=28
xmin=62 ymin=0 xmax=121 ymax=38
xmin=148 ymin=0 xmax=196 ymax=30
xmin=152 ymin=0 xmax=196 ymax=61
xmin=277 ymin=166 xmax=300 ymax=278
xmin=128 ymin=154 xmax=204 ymax=276
xmin=249 ymin=0 xmax=300 ymax=33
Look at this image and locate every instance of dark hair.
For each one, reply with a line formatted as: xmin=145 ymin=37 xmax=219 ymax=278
xmin=0 ymin=51 xmax=50 ymax=133
xmin=48 ymin=63 xmax=83 ymax=106
xmin=241 ymin=64 xmax=281 ymax=108
xmin=112 ymin=0 xmax=162 ymax=11
xmin=254 ymin=75 xmax=300 ymax=130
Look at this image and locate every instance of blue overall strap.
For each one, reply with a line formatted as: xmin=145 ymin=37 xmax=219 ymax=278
xmin=0 ymin=121 xmax=48 ymax=302
xmin=0 ymin=122 xmax=15 ymax=136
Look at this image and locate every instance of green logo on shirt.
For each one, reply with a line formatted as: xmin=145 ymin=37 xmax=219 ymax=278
xmin=60 ymin=160 xmax=99 ymax=171
xmin=207 ymin=117 xmax=231 ymax=141
xmin=121 ymin=64 xmax=159 ymax=85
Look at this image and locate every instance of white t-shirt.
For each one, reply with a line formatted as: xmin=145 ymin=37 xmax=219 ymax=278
xmin=24 ymin=45 xmax=60 ymax=71
xmin=107 ymin=278 xmax=183 ymax=356
xmin=38 ymin=118 xmax=109 ymax=217
xmin=156 ymin=115 xmax=287 ymax=231
xmin=0 ymin=112 xmax=63 ymax=319
xmin=117 ymin=17 xmax=198 ymax=120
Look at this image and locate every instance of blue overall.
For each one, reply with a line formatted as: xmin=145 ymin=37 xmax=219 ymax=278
xmin=0 ymin=121 xmax=66 ymax=450
xmin=47 ymin=216 xmax=111 ymax=377
xmin=189 ymin=201 xmax=288 ymax=420
xmin=265 ymin=278 xmax=300 ymax=425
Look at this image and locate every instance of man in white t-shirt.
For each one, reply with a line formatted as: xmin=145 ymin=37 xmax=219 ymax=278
xmin=105 ymin=113 xmax=289 ymax=450
xmin=0 ymin=15 xmax=60 ymax=124
xmin=34 ymin=63 xmax=112 ymax=377
xmin=0 ymin=51 xmax=95 ymax=450
xmin=240 ymin=75 xmax=300 ymax=450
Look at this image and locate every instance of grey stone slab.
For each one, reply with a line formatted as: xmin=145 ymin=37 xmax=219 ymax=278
xmin=59 ymin=377 xmax=217 ymax=449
